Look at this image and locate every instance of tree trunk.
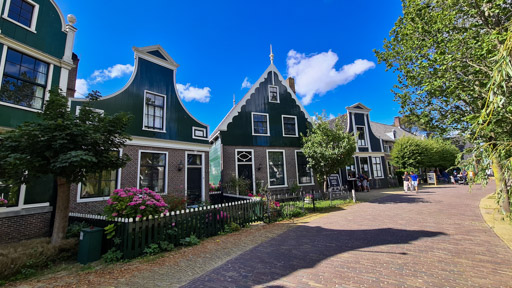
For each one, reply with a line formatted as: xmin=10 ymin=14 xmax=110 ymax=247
xmin=491 ymin=156 xmax=511 ymax=214
xmin=51 ymin=177 xmax=71 ymax=245
xmin=323 ymin=176 xmax=328 ymax=193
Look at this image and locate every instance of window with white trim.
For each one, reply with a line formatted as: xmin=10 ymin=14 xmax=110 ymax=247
xmin=144 ymin=92 xmax=165 ymax=131
xmin=346 ymin=157 xmax=357 ymax=180
xmin=387 ymin=160 xmax=394 ymax=177
xmin=79 ymin=151 xmax=120 ymax=200
xmin=5 ymin=0 xmax=38 ymax=30
xmin=267 ymin=151 xmax=286 ymax=187
xmin=356 ymin=126 xmax=367 ymax=146
xmin=1 ymin=49 xmax=48 ymax=110
xmin=296 ymin=151 xmax=313 ymax=185
xmin=192 ymin=127 xmax=207 ymax=139
xmin=282 ymin=115 xmax=298 ymax=137
xmin=359 ymin=156 xmax=371 ymax=178
xmin=269 ymin=85 xmax=279 ymax=102
xmin=372 ymin=157 xmax=383 ymax=178
xmin=139 ymin=152 xmax=166 ymax=193
xmin=252 ymin=113 xmax=269 ymax=135
xmin=0 ymin=180 xmax=20 ymax=208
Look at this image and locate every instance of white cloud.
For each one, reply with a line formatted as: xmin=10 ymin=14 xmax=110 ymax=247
xmin=328 ymin=113 xmax=335 ymax=120
xmin=74 ymin=78 xmax=88 ymax=98
xmin=241 ymin=77 xmax=252 ymax=89
xmin=176 ymin=83 xmax=211 ymax=103
xmin=90 ymin=64 xmax=134 ymax=84
xmin=286 ymin=49 xmax=375 ymax=105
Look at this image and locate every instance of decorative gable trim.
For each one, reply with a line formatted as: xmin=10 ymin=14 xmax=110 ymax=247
xmin=346 ymin=102 xmax=371 ymax=113
xmin=133 ymin=45 xmax=179 ymax=70
xmin=209 ymin=63 xmax=312 ymax=140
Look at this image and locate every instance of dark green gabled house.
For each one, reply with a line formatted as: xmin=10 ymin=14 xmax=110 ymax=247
xmin=69 ymin=45 xmax=210 ymax=213
xmin=210 ymin=57 xmax=317 ymax=195
xmin=0 ymin=0 xmax=78 ymax=243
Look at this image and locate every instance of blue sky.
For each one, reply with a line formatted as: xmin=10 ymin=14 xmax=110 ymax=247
xmin=55 ymin=0 xmax=403 ymax=132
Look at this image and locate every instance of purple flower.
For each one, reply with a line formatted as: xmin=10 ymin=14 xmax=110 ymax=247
xmin=112 ymin=212 xmax=118 ymax=217
xmin=140 ymin=206 xmax=146 ymax=210
xmin=136 ymin=214 xmax=142 ymax=218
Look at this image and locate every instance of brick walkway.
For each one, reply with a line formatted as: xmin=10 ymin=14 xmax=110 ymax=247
xmin=184 ymin=183 xmax=512 ymax=287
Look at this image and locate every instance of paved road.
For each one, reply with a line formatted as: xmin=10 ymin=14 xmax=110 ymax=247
xmin=184 ymin=183 xmax=512 ymax=287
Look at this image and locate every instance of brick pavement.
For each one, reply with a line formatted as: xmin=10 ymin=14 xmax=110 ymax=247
xmin=183 ymin=183 xmax=512 ymax=287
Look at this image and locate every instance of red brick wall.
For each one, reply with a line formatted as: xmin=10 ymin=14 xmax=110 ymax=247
xmin=0 ymin=212 xmax=52 ymax=244
xmin=70 ymin=144 xmax=210 ymax=214
xmin=222 ymin=145 xmax=319 ymax=193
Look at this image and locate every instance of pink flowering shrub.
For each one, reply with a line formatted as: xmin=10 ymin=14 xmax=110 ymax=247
xmin=104 ymin=187 xmax=169 ymax=220
xmin=209 ymin=182 xmax=221 ymax=192
xmin=0 ymin=198 xmax=8 ymax=205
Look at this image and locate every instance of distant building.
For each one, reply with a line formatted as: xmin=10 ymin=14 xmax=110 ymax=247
xmin=0 ymin=0 xmax=77 ymax=243
xmin=330 ymin=103 xmax=416 ymax=190
xmin=68 ymin=45 xmax=210 ymax=214
xmin=209 ymin=52 xmax=318 ymax=195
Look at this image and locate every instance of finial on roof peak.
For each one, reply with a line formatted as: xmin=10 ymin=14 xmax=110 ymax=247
xmin=269 ymin=44 xmax=274 ymax=64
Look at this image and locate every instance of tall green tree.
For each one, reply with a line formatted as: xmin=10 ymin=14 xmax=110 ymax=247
xmin=301 ymin=115 xmax=356 ymax=192
xmin=391 ymin=137 xmax=427 ymax=171
xmin=0 ymin=89 xmax=132 ymax=244
xmin=375 ymin=0 xmax=512 ymax=210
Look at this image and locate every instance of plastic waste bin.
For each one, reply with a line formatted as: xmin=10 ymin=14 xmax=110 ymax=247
xmin=77 ymin=226 xmax=103 ymax=264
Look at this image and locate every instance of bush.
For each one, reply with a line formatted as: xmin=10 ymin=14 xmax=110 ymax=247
xmin=224 ymin=222 xmax=241 ymax=233
xmin=0 ymin=238 xmax=78 ymax=280
xmin=102 ymin=248 xmax=123 ymax=263
xmin=66 ymin=221 xmax=90 ymax=238
xmin=143 ymin=243 xmax=161 ymax=256
xmin=179 ymin=234 xmax=200 ymax=246
xmin=104 ymin=187 xmax=169 ymax=220
xmin=161 ymin=194 xmax=187 ymax=212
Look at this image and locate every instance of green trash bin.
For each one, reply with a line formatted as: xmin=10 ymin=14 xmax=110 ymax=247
xmin=77 ymin=226 xmax=103 ymax=264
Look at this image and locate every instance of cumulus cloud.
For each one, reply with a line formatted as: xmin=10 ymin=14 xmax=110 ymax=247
xmin=176 ymin=83 xmax=211 ymax=103
xmin=286 ymin=50 xmax=375 ymax=105
xmin=90 ymin=64 xmax=134 ymax=84
xmin=74 ymin=78 xmax=89 ymax=98
xmin=241 ymin=77 xmax=252 ymax=89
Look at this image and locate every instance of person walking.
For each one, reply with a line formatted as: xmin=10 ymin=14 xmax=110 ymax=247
xmin=410 ymin=171 xmax=419 ymax=193
xmin=403 ymin=172 xmax=411 ymax=193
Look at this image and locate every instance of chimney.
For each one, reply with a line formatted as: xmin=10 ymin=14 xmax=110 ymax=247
xmin=394 ymin=116 xmax=401 ymax=128
xmin=286 ymin=77 xmax=295 ymax=94
xmin=66 ymin=53 xmax=79 ymax=98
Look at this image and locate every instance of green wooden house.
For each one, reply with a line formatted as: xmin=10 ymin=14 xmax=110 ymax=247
xmin=69 ymin=45 xmax=210 ymax=213
xmin=0 ymin=0 xmax=78 ymax=243
xmin=210 ymin=55 xmax=316 ymax=195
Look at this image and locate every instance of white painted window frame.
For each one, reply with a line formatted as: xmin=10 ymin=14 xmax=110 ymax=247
xmin=192 ymin=126 xmax=207 ymax=140
xmin=371 ymin=156 xmax=384 ymax=179
xmin=235 ymin=149 xmax=256 ymax=194
xmin=77 ymin=149 xmax=123 ymax=203
xmin=0 ymin=182 xmax=49 ymax=213
xmin=359 ymin=156 xmax=372 ymax=179
xmin=137 ymin=150 xmax=168 ymax=194
xmin=268 ymin=85 xmax=279 ymax=103
xmin=346 ymin=156 xmax=357 ymax=180
xmin=295 ymin=150 xmax=314 ymax=186
xmin=2 ymin=0 xmax=39 ymax=33
xmin=142 ymin=90 xmax=166 ymax=133
xmin=266 ymin=149 xmax=287 ymax=188
xmin=251 ymin=112 xmax=270 ymax=136
xmin=282 ymin=115 xmax=298 ymax=137
xmin=356 ymin=125 xmax=368 ymax=147
xmin=185 ymin=151 xmax=205 ymax=203
xmin=75 ymin=106 xmax=105 ymax=116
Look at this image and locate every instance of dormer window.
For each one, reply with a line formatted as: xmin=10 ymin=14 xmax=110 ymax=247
xmin=143 ymin=91 xmax=166 ymax=132
xmin=356 ymin=126 xmax=367 ymax=146
xmin=3 ymin=0 xmax=39 ymax=32
xmin=392 ymin=129 xmax=397 ymax=139
xmin=269 ymin=85 xmax=279 ymax=102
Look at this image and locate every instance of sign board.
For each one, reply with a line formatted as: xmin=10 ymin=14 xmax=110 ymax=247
xmin=427 ymin=173 xmax=437 ymax=185
xmin=328 ymin=174 xmax=341 ymax=192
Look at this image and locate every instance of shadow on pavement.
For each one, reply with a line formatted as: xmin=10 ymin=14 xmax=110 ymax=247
xmin=370 ymin=193 xmax=432 ymax=204
xmin=183 ymin=226 xmax=446 ymax=287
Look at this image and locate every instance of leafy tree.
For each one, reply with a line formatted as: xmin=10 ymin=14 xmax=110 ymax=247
xmin=0 ymin=89 xmax=132 ymax=244
xmin=391 ymin=137 xmax=427 ymax=171
xmin=301 ymin=115 xmax=356 ymax=192
xmin=375 ymin=0 xmax=511 ymax=211
xmin=424 ymin=138 xmax=460 ymax=171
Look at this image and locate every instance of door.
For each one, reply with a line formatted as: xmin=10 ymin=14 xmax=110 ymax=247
xmin=186 ymin=153 xmax=203 ymax=206
xmin=236 ymin=150 xmax=255 ymax=195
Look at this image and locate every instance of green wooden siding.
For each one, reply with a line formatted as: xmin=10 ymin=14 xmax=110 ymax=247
xmin=220 ymin=71 xmax=310 ymax=147
xmin=209 ymin=138 xmax=221 ymax=185
xmin=70 ymin=58 xmax=208 ymax=144
xmin=0 ymin=0 xmax=66 ymax=59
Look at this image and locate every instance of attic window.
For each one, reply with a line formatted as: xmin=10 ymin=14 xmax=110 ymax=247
xmin=356 ymin=126 xmax=367 ymax=147
xmin=143 ymin=91 xmax=166 ymax=132
xmin=4 ymin=0 xmax=39 ymax=31
xmin=192 ymin=127 xmax=207 ymax=139
xmin=269 ymin=85 xmax=279 ymax=102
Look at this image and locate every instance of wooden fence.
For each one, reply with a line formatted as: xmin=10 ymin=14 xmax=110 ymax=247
xmin=69 ymin=199 xmax=264 ymax=259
